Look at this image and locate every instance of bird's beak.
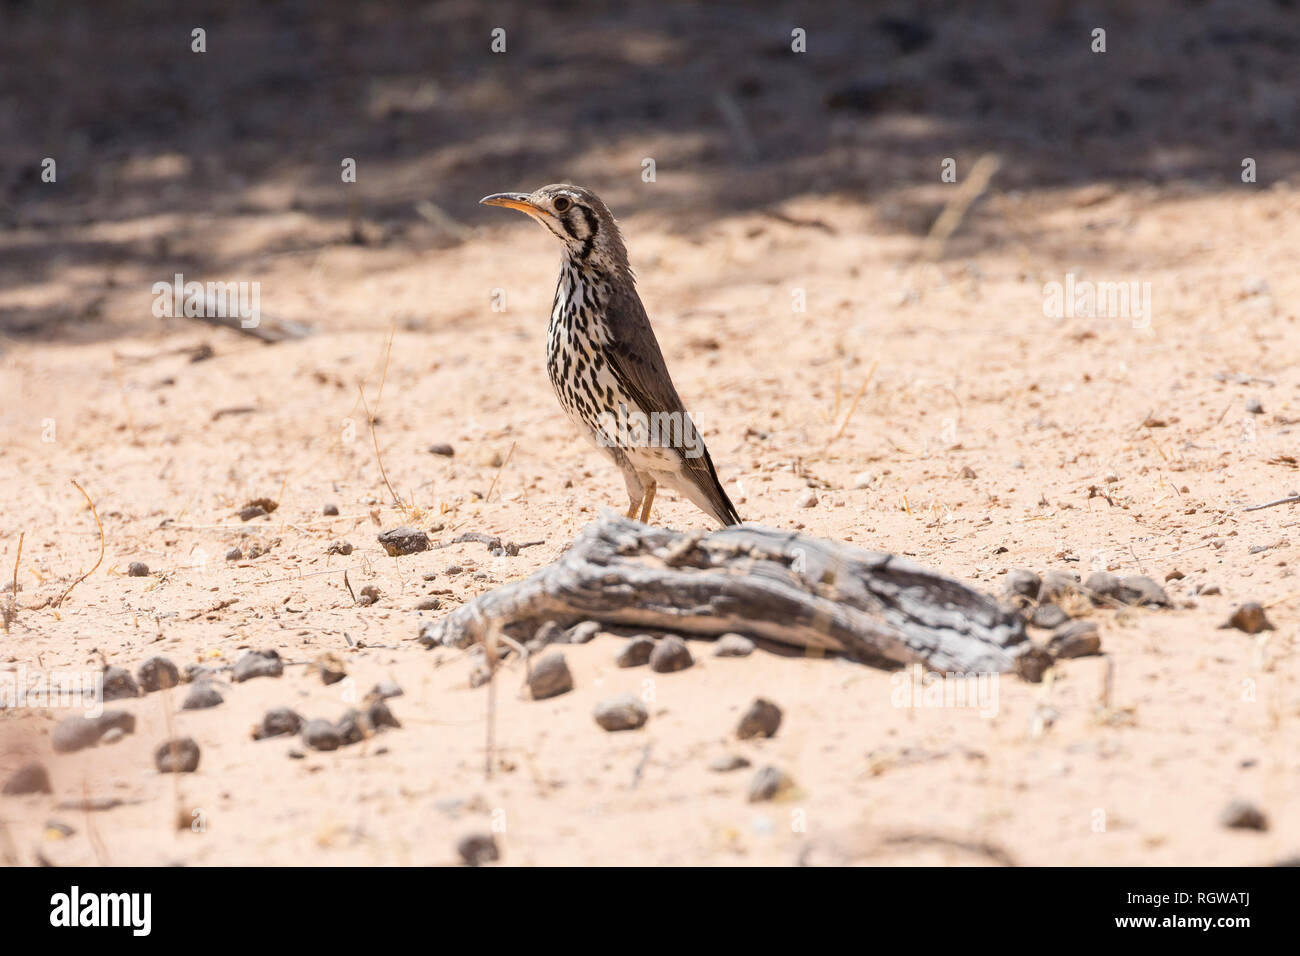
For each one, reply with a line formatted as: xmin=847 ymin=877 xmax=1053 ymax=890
xmin=480 ymin=192 xmax=544 ymax=216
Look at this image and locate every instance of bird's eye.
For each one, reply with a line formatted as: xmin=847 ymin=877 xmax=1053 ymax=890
xmin=553 ymin=197 xmax=571 ymax=212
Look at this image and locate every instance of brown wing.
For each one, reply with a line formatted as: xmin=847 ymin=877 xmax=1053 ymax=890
xmin=603 ymin=282 xmax=741 ymax=526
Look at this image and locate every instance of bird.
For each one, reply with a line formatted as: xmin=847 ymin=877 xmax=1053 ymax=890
xmin=480 ymin=184 xmax=741 ymax=527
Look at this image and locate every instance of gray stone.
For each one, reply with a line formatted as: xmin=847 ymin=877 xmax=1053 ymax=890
xmin=182 ymin=682 xmax=224 ymax=710
xmin=593 ymin=693 xmax=648 ymax=731
xmin=101 ymin=666 xmax=140 ymax=701
xmin=3 ymin=762 xmax=51 ymax=795
xmin=737 ymin=698 xmax=783 ymax=739
xmin=377 ymin=527 xmax=429 ymax=556
xmin=1220 ymin=799 xmax=1268 ymax=831
xmin=708 ymin=754 xmax=751 ymax=773
xmin=302 ymin=719 xmax=341 ymax=751
xmin=714 ymin=634 xmax=755 ymax=657
xmin=649 ymin=636 xmax=693 ymax=673
xmin=154 ymin=737 xmax=201 ymax=773
xmin=233 ymin=649 xmax=283 ymax=682
xmin=254 ymin=708 xmax=303 ymax=740
xmin=138 ymin=656 xmax=180 ymax=692
xmin=616 ymin=636 xmax=655 ymax=668
xmin=457 ymin=832 xmax=499 ymax=866
xmin=1029 ymin=603 xmax=1069 ymax=629
xmin=1047 ymin=620 xmax=1101 ymax=658
xmin=748 ymin=766 xmax=795 ymax=802
xmin=528 ymin=652 xmax=573 ymax=700
xmin=51 ymin=711 xmax=135 ymax=753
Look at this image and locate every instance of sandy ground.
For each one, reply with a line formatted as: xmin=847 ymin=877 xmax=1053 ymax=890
xmin=2 ymin=1 xmax=1299 ymax=866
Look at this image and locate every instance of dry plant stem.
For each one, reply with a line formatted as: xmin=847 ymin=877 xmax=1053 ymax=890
xmin=356 ymin=382 xmax=402 ymax=510
xmin=823 ymin=360 xmax=878 ymax=453
xmin=484 ymin=441 xmax=517 ymax=504
xmin=3 ymin=531 xmax=22 ymax=632
xmin=1243 ymin=494 xmax=1300 ymax=513
xmin=54 ymin=480 xmax=105 ymax=608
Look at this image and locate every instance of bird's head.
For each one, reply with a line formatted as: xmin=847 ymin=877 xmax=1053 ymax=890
xmin=480 ymin=184 xmax=628 ymax=270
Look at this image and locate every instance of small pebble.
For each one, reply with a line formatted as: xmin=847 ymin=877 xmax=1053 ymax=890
xmin=182 ymin=682 xmax=224 ymax=710
xmin=1037 ymin=571 xmax=1080 ymax=604
xmin=323 ymin=503 xmax=340 ymax=516
xmin=1223 ymin=603 xmax=1274 ymax=634
xmin=367 ymin=699 xmax=401 ymax=730
xmin=233 ymin=649 xmax=284 ymax=682
xmin=127 ymin=561 xmax=150 ymax=577
xmin=708 ymin=754 xmax=751 ymax=773
xmin=593 ymin=693 xmax=648 ymax=732
xmin=51 ymin=711 xmax=135 ymax=753
xmin=528 ymin=653 xmax=574 ymax=700
xmin=747 ymin=766 xmax=795 ymax=802
xmin=3 ymin=762 xmax=52 ymax=795
xmin=357 ymin=585 xmax=381 ymax=606
xmin=377 ymin=527 xmax=429 ymax=556
xmin=796 ymin=490 xmax=818 ymax=509
xmin=416 ymin=597 xmax=442 ymax=611
xmin=101 ymin=666 xmax=140 ymax=701
xmin=301 ymin=719 xmax=341 ymax=751
xmin=852 ymin=472 xmax=874 ymax=489
xmin=1246 ymin=397 xmax=1264 ymax=415
xmin=565 ymin=621 xmax=600 ymax=644
xmin=336 ymin=710 xmax=366 ymax=746
xmin=371 ymin=680 xmax=404 ymax=700
xmin=1220 ymin=799 xmax=1268 ymax=831
xmin=326 ymin=540 xmax=353 ymax=556
xmin=1047 ymin=620 xmax=1101 ymax=658
xmin=428 ymin=443 xmax=456 ymax=457
xmin=714 ymin=634 xmax=755 ymax=657
xmin=616 ymin=636 xmax=656 ymax=668
xmin=238 ymin=505 xmax=268 ymax=521
xmin=457 ymin=832 xmax=499 ymax=866
xmin=225 ymin=547 xmax=243 ymax=561
xmin=649 ymin=636 xmax=694 ymax=673
xmin=138 ymin=656 xmax=180 ymax=692
xmin=154 ymin=737 xmax=201 ymax=774
xmin=254 ymin=708 xmax=303 ymax=740
xmin=737 ymin=698 xmax=783 ymax=739
xmin=317 ymin=654 xmax=346 ymax=685
xmin=1029 ymin=603 xmax=1069 ymax=629
xmin=1002 ymin=569 xmax=1041 ymax=602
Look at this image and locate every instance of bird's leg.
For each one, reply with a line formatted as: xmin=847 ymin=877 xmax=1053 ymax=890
xmin=638 ymin=481 xmax=657 ymax=524
xmin=625 ymin=489 xmax=645 ymax=520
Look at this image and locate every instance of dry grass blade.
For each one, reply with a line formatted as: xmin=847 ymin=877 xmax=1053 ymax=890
xmin=53 ymin=480 xmax=105 ymax=609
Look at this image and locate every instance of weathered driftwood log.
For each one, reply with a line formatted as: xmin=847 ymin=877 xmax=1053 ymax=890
xmin=420 ymin=516 xmax=1049 ymax=679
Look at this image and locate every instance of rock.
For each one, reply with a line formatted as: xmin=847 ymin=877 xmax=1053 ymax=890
xmin=708 ymin=754 xmax=752 ymax=773
xmin=253 ymin=708 xmax=303 ymax=740
xmin=649 ymin=636 xmax=693 ymax=673
xmin=367 ymin=699 xmax=401 ymax=730
xmin=1223 ymin=603 xmax=1274 ymax=634
xmin=565 ymin=621 xmax=600 ymax=644
xmin=748 ymin=766 xmax=795 ymax=802
xmin=225 ymin=547 xmax=243 ymax=561
xmin=154 ymin=737 xmax=201 ymax=773
xmin=468 ymin=663 xmax=492 ymax=688
xmin=1246 ymin=397 xmax=1264 ymax=415
xmin=182 ymin=664 xmax=217 ymax=684
xmin=529 ymin=652 xmax=574 ymax=700
xmin=323 ymin=503 xmax=340 ymax=515
xmin=377 ymin=527 xmax=429 ymax=556
xmin=127 ymin=561 xmax=150 ymax=577
xmin=796 ymin=490 xmax=818 ymax=509
xmin=138 ymin=656 xmax=180 ymax=692
xmin=326 ymin=540 xmax=353 ymax=556
xmin=1165 ymin=568 xmax=1185 ymax=582
xmin=1047 ymin=620 xmax=1101 ymax=658
xmin=428 ymin=443 xmax=455 ymax=457
xmin=529 ymin=621 xmax=565 ymax=649
xmin=737 ymin=697 xmax=783 ymax=739
xmin=336 ymin=710 xmax=366 ymax=746
xmin=958 ymin=465 xmax=977 ymax=479
xmin=593 ymin=693 xmax=648 ymax=731
xmin=616 ymin=636 xmax=655 ymax=668
xmin=357 ymin=585 xmax=381 ymax=606
xmin=302 ymin=719 xmax=341 ymax=751
xmin=1015 ymin=646 xmax=1053 ymax=683
xmin=370 ymin=680 xmax=403 ymax=700
xmin=317 ymin=654 xmax=346 ymax=685
xmin=1037 ymin=571 xmax=1080 ymax=604
xmin=1118 ymin=575 xmax=1170 ymax=607
xmin=1002 ymin=569 xmax=1041 ymax=602
xmin=101 ymin=666 xmax=139 ymax=701
xmin=1029 ymin=603 xmax=1069 ymax=629
xmin=3 ymin=762 xmax=52 ymax=795
xmin=457 ymin=832 xmax=499 ymax=866
xmin=1220 ymin=799 xmax=1268 ymax=831
xmin=233 ymin=649 xmax=283 ymax=682
xmin=1083 ymin=571 xmax=1121 ymax=603
xmin=415 ymin=597 xmax=441 ymax=611
xmin=51 ymin=711 xmax=135 ymax=753
xmin=852 ymin=472 xmax=874 ymax=489
xmin=714 ymin=634 xmax=755 ymax=657
xmin=238 ymin=505 xmax=268 ymax=521
xmin=182 ymin=682 xmax=224 ymax=710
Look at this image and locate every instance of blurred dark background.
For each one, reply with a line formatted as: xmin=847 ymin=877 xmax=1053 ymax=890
xmin=1 ymin=0 xmax=1297 ymax=337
